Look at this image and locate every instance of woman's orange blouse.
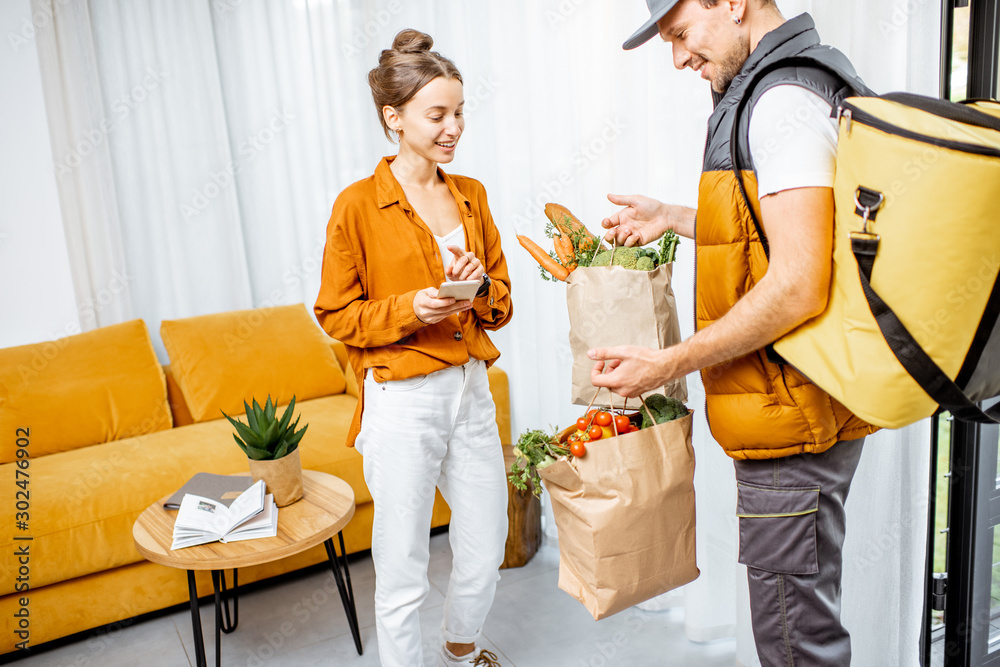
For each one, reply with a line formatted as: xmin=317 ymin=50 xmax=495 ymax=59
xmin=314 ymin=156 xmax=513 ymax=446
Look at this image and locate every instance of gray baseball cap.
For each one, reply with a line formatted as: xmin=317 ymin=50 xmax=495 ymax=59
xmin=623 ymin=0 xmax=681 ymax=50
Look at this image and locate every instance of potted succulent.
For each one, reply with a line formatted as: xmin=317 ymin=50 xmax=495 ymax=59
xmin=222 ymin=395 xmax=308 ymax=507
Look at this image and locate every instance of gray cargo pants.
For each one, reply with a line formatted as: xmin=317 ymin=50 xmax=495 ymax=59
xmin=733 ymin=437 xmax=865 ymax=667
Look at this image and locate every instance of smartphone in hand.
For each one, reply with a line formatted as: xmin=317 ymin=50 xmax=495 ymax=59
xmin=436 ymin=280 xmax=480 ymax=301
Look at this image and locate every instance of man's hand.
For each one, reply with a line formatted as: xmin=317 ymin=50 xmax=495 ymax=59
xmin=445 ymin=245 xmax=485 ymax=283
xmin=601 ymin=194 xmax=697 ymax=246
xmin=588 ymin=345 xmax=670 ymax=398
xmin=413 ymin=288 xmax=471 ymax=324
xmin=601 ymin=194 xmax=670 ymax=247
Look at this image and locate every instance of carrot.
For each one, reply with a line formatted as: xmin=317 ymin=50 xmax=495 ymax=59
xmin=553 ymin=233 xmax=576 ymax=269
xmin=517 ymin=234 xmax=570 ymax=281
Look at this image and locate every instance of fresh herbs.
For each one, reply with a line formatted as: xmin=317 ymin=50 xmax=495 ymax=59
xmin=508 ymin=428 xmax=569 ymax=497
xmin=545 ymin=219 xmax=601 ymax=275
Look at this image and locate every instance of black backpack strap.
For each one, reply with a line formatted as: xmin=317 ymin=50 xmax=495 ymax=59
xmin=850 ymin=230 xmax=1000 ymax=423
xmin=728 ymin=56 xmax=869 ymax=262
xmin=728 ymin=56 xmax=866 ymax=366
xmin=882 ymin=92 xmax=1000 ymax=132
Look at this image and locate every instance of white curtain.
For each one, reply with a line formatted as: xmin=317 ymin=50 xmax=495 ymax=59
xmin=36 ymin=1 xmax=940 ymax=664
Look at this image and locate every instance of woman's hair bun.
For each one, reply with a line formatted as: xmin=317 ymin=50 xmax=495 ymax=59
xmin=392 ymin=29 xmax=433 ymax=54
xmin=369 ymin=29 xmax=462 ymax=142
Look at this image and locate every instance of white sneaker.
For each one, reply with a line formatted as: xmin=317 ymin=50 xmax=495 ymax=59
xmin=439 ymin=645 xmax=502 ymax=666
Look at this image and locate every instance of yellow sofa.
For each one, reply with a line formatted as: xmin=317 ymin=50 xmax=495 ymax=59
xmin=0 ymin=304 xmax=512 ymax=654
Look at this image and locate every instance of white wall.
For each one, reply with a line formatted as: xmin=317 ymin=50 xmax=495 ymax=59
xmin=0 ymin=0 xmax=79 ymax=348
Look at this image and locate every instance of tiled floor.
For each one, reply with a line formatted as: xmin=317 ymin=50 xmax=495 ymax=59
xmin=9 ymin=533 xmax=736 ymax=666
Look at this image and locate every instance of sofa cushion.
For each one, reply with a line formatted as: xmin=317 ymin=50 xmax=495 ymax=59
xmin=0 ymin=319 xmax=171 ymax=463
xmin=0 ymin=393 xmax=367 ymax=594
xmin=160 ymin=304 xmax=346 ymax=423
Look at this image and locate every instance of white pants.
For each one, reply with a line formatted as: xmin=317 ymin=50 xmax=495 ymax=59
xmin=356 ymin=358 xmax=509 ymax=667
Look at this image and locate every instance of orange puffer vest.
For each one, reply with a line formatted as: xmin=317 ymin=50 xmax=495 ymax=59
xmin=695 ymin=14 xmax=878 ymax=460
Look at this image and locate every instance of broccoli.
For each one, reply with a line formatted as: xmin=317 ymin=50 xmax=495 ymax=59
xmin=590 ymin=247 xmax=662 ymax=270
xmin=640 ymin=394 xmax=688 ymax=429
xmin=590 ymin=249 xmax=612 ymax=267
xmin=612 ymin=247 xmax=641 ymax=269
xmin=590 ymin=247 xmax=642 ymax=269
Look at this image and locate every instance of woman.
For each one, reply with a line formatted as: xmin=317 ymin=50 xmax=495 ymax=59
xmin=314 ymin=29 xmax=511 ymax=667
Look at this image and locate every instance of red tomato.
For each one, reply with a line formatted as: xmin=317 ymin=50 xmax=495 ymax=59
xmin=570 ymin=440 xmax=587 ymax=457
xmin=576 ymin=417 xmax=590 ymax=431
xmin=614 ymin=414 xmax=631 ymax=432
xmin=595 ymin=411 xmax=612 ymax=427
xmin=587 ymin=409 xmax=598 ymax=418
xmin=588 ymin=425 xmax=603 ymax=440
xmin=629 ymin=425 xmax=640 ymax=433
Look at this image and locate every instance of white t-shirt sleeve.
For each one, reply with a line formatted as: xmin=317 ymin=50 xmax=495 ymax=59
xmin=748 ymin=84 xmax=840 ymax=198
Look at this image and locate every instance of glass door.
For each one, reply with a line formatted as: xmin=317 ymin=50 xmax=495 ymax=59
xmin=928 ymin=4 xmax=999 ymax=665
xmin=940 ymin=404 xmax=1000 ymax=666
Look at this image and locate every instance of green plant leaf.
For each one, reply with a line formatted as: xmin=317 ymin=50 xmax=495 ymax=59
xmin=273 ymin=441 xmax=290 ymax=460
xmin=264 ymin=395 xmax=276 ymax=423
xmin=231 ymin=418 xmax=264 ymax=449
xmin=276 ymin=395 xmax=296 ymax=434
xmin=261 ymin=418 xmax=280 ymax=449
xmin=244 ymin=443 xmax=271 ymax=460
xmin=232 ymin=433 xmax=248 ymax=455
xmin=252 ymin=398 xmax=266 ymax=430
xmin=221 ymin=409 xmax=241 ymax=430
xmin=287 ymin=425 xmax=307 ymax=447
xmin=244 ymin=399 xmax=259 ymax=431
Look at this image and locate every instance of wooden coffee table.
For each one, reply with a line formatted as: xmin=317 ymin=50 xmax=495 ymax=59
xmin=133 ymin=470 xmax=361 ymax=667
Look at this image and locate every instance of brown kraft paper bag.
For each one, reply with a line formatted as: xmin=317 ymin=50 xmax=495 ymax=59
xmin=538 ymin=412 xmax=698 ymax=620
xmin=566 ymin=263 xmax=687 ymax=409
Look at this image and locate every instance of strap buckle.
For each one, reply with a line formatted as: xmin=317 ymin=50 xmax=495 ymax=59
xmin=853 ymin=187 xmax=885 ymax=234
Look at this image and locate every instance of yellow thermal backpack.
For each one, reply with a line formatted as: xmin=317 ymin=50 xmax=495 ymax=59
xmin=773 ymin=94 xmax=1000 ymax=428
xmin=733 ymin=58 xmax=1000 ymax=428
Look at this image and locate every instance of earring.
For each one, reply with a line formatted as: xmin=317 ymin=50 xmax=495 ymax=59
xmin=733 ymin=14 xmax=741 ymax=25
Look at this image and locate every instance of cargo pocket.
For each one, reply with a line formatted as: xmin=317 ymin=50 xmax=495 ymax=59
xmin=737 ymin=482 xmax=820 ymax=576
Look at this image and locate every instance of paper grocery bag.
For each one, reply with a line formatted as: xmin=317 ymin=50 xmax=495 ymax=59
xmin=567 ymin=263 xmax=687 ymax=409
xmin=539 ymin=413 xmax=699 ymax=620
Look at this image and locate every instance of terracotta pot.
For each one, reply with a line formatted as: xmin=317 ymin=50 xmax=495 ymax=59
xmin=247 ymin=448 xmax=303 ymax=507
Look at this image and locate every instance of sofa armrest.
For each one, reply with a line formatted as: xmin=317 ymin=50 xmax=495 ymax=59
xmin=487 ymin=366 xmax=511 ymax=446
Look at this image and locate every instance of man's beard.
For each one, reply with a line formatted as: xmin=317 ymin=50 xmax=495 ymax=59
xmin=712 ymin=33 xmax=751 ymax=94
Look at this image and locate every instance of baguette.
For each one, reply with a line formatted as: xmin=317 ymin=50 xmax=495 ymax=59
xmin=544 ymin=203 xmax=596 ymax=242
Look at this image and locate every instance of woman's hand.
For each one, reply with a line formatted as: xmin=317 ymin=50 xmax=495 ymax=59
xmin=413 ymin=288 xmax=472 ymax=324
xmin=445 ymin=245 xmax=485 ymax=283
